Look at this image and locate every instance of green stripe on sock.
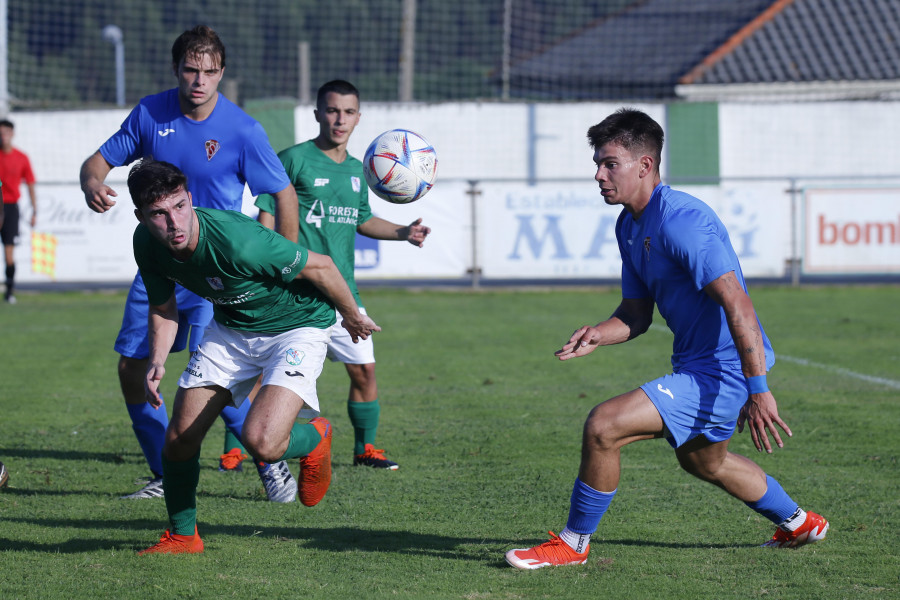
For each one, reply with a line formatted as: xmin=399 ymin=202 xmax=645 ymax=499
xmin=223 ymin=429 xmax=247 ymax=455
xmin=277 ymin=422 xmax=322 ymax=461
xmin=348 ymin=399 xmax=380 ymax=456
xmin=162 ymin=451 xmax=200 ymax=536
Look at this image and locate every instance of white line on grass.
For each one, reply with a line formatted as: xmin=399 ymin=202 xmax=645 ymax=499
xmin=648 ymin=324 xmax=900 ymax=390
xmin=775 ymin=354 xmax=900 ymax=390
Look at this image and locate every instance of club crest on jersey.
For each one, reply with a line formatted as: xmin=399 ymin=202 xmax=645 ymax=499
xmin=351 ymin=176 xmax=361 ymax=192
xmin=206 ymin=276 xmax=225 ymax=291
xmin=285 ymin=348 xmax=305 ymax=366
xmin=643 ymin=237 xmax=652 ymax=261
xmin=205 ymin=139 xmax=220 ymax=161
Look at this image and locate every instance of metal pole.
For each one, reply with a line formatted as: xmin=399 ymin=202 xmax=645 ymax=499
xmin=0 ymin=0 xmax=8 ymax=116
xmin=399 ymin=0 xmax=416 ymax=101
xmin=298 ymin=41 xmax=310 ymax=104
xmin=788 ymin=178 xmax=801 ymax=286
xmin=501 ymin=0 xmax=512 ymax=100
xmin=102 ymin=25 xmax=125 ymax=107
xmin=466 ymin=181 xmax=482 ymax=288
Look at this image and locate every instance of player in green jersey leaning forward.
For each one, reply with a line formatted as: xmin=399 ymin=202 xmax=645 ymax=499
xmin=128 ymin=159 xmax=379 ymax=555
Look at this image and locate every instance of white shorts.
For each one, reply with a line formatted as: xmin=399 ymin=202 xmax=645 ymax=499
xmin=177 ymin=320 xmax=331 ymax=419
xmin=326 ymin=307 xmax=376 ymax=365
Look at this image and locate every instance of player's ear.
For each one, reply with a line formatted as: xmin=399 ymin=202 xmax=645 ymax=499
xmin=134 ymin=208 xmax=143 ymax=223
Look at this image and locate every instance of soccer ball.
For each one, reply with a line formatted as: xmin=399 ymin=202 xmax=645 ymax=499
xmin=362 ymin=129 xmax=437 ymax=204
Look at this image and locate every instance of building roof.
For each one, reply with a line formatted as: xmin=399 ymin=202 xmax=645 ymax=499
xmin=504 ymin=0 xmax=900 ymax=101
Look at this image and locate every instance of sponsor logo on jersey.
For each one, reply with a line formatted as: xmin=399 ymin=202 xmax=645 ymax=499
xmin=204 ymin=292 xmax=255 ymax=305
xmin=314 ymin=178 xmax=329 ymax=187
xmin=281 ymin=250 xmax=303 ymax=275
xmin=205 ymin=139 xmax=220 ymax=161
xmin=351 ymin=176 xmax=361 ymax=192
xmin=644 ymin=236 xmax=652 ymax=261
xmin=158 ymin=128 xmax=175 ymax=137
xmin=285 ymin=348 xmax=305 ymax=365
xmin=205 ymin=276 xmax=225 ymax=291
xmin=306 ymin=199 xmax=325 ymax=229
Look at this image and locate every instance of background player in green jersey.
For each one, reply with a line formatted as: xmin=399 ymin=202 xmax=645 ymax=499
xmin=256 ymin=80 xmax=430 ymax=470
xmin=128 ymin=159 xmax=379 ymax=554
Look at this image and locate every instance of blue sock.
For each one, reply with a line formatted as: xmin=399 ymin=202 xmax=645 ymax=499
xmin=126 ymin=401 xmax=168 ymax=478
xmin=565 ymin=478 xmax=618 ymax=534
xmin=219 ymin=401 xmax=251 ymax=440
xmin=745 ymin=474 xmax=799 ymax=525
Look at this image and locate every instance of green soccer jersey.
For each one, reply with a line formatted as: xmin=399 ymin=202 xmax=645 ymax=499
xmin=133 ymin=208 xmax=336 ymax=333
xmin=256 ymin=140 xmax=372 ymax=305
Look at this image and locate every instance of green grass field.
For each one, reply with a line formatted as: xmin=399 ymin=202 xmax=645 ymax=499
xmin=0 ymin=286 xmax=898 ymax=599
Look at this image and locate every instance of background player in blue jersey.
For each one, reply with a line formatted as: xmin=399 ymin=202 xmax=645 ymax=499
xmin=79 ymin=25 xmax=299 ymax=501
xmin=505 ymin=108 xmax=828 ymax=570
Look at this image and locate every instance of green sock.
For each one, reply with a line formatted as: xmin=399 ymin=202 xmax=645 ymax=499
xmin=277 ymin=422 xmax=323 ymax=461
xmin=347 ymin=399 xmax=380 ymax=455
xmin=162 ymin=451 xmax=200 ymax=536
xmin=223 ymin=429 xmax=247 ymax=455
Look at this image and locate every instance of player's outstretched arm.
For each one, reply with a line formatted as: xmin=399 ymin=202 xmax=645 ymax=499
xmin=297 ymin=250 xmax=381 ymax=343
xmin=145 ymin=295 xmax=179 ymax=408
xmin=555 ymin=297 xmax=653 ymax=361
xmin=358 ymin=216 xmax=431 ymax=247
xmin=704 ymin=271 xmax=792 ymax=453
xmin=80 ymin=151 xmax=118 ymax=213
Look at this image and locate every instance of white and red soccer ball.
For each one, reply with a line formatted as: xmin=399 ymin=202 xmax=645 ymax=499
xmin=362 ymin=129 xmax=437 ymax=204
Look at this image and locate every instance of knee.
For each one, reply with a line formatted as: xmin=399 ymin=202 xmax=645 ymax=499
xmin=118 ymin=355 xmax=142 ymax=374
xmin=582 ymin=406 xmax=619 ymax=451
xmin=677 ymin=454 xmax=719 ymax=483
xmin=118 ymin=355 xmax=149 ymax=403
xmin=348 ymin=363 xmax=376 ymax=385
xmin=240 ymin=427 xmax=280 ymax=462
xmin=347 ymin=363 xmax=378 ymax=398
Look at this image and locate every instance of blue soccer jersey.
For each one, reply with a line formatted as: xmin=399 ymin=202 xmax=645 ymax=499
xmin=616 ymin=184 xmax=774 ymax=372
xmin=99 ymin=88 xmax=289 ymax=210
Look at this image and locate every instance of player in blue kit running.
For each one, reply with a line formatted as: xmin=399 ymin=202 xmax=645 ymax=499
xmin=505 ymin=109 xmax=828 ymax=570
xmin=80 ymin=25 xmax=300 ymax=501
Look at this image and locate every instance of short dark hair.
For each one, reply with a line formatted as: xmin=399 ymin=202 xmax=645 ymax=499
xmin=0 ymin=119 xmax=13 ymax=129
xmin=316 ymin=80 xmax=359 ymax=109
xmin=587 ymin=108 xmax=664 ymax=172
xmin=127 ymin=159 xmax=189 ymax=209
xmin=171 ymin=25 xmax=226 ymax=69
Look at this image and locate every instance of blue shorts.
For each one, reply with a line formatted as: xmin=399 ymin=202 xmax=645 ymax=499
xmin=641 ymin=366 xmax=748 ymax=449
xmin=114 ymin=272 xmax=214 ymax=360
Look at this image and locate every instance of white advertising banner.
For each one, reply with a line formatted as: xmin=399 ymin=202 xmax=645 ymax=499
xmin=13 ymin=179 xmax=795 ymax=285
xmin=354 ymin=181 xmax=472 ymax=280
xmin=476 ymin=181 xmax=792 ymax=279
xmin=803 ymin=187 xmax=900 ymax=274
xmin=18 ymin=183 xmax=137 ymax=284
xmin=17 ymin=180 xmax=474 ymax=284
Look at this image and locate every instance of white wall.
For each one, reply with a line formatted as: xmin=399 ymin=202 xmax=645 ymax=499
xmin=9 ymin=100 xmax=900 ymax=284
